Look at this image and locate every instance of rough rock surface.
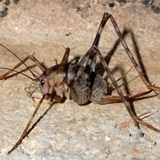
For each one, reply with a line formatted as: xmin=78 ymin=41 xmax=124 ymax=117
xmin=0 ymin=1 xmax=160 ymax=159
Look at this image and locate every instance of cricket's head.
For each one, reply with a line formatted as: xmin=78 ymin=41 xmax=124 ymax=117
xmin=38 ymin=64 xmax=69 ymax=102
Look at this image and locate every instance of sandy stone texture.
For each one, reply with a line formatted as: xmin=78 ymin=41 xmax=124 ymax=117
xmin=0 ymin=0 xmax=160 ymax=160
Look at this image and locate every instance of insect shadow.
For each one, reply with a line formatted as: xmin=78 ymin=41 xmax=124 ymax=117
xmin=95 ymin=28 xmax=155 ymax=118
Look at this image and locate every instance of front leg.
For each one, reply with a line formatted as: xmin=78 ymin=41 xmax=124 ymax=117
xmin=60 ymin=47 xmax=71 ymax=63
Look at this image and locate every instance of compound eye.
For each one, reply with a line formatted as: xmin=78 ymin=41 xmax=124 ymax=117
xmin=40 ymin=79 xmax=45 ymax=86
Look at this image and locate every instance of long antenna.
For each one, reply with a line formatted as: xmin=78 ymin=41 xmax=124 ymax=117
xmin=0 ymin=67 xmax=34 ymax=80
xmin=0 ymin=43 xmax=38 ymax=79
